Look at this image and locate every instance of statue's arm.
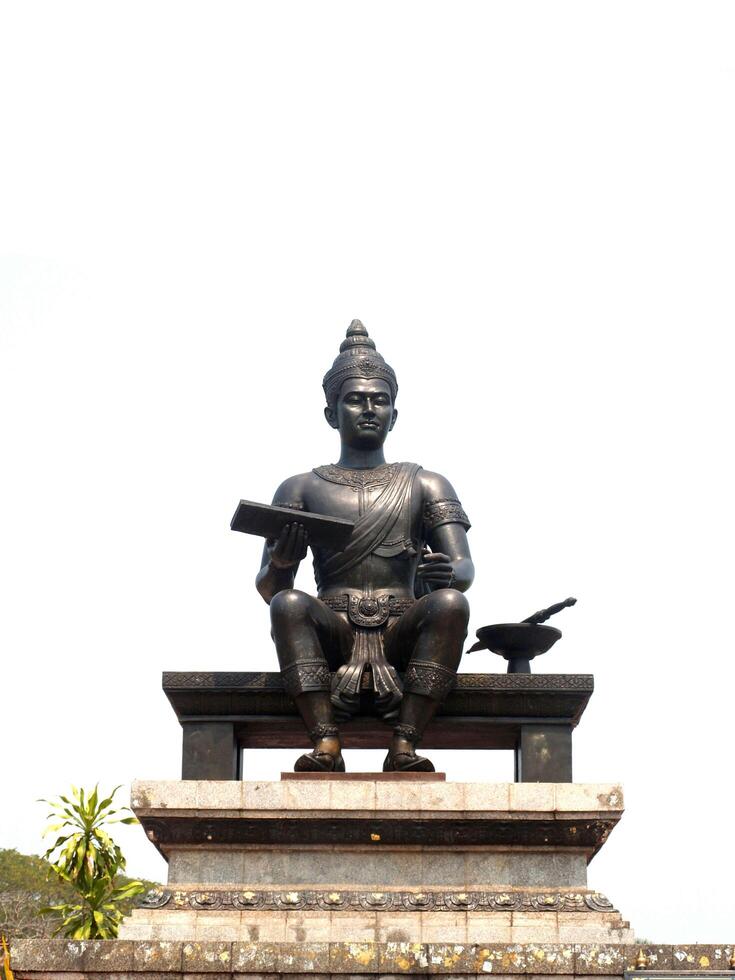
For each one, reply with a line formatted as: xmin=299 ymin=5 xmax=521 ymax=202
xmin=426 ymin=523 xmax=474 ymax=592
xmin=418 ymin=471 xmax=475 ymax=593
xmin=255 ymin=475 xmax=309 ymax=605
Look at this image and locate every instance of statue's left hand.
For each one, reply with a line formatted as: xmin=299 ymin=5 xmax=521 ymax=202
xmin=416 ymin=549 xmax=455 ymax=589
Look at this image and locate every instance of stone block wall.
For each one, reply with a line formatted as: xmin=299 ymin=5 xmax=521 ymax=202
xmin=10 ymin=939 xmax=735 ymax=979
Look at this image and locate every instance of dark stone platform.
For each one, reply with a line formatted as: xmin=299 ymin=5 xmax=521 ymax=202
xmin=162 ymin=671 xmax=593 ymax=782
xmin=140 ymin=812 xmax=618 ymax=851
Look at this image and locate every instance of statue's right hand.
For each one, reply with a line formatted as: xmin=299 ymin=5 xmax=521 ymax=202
xmin=269 ymin=522 xmax=309 ymax=570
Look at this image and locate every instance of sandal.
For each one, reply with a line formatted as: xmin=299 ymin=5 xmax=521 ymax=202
xmin=383 ymin=722 xmax=435 ymax=772
xmin=382 ymin=750 xmax=435 ymax=773
xmin=295 ymin=723 xmax=345 ymax=772
xmin=294 ymin=750 xmax=345 ymax=772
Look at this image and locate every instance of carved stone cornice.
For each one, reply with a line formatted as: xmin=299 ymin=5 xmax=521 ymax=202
xmin=136 ymin=886 xmax=618 ymax=914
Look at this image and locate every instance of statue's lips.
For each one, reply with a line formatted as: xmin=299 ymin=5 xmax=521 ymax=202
xmin=358 ymin=421 xmax=380 ymax=428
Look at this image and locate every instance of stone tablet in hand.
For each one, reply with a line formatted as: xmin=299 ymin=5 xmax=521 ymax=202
xmin=230 ymin=500 xmax=354 ymax=552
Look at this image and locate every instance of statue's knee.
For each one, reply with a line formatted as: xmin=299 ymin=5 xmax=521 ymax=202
xmin=270 ymin=589 xmax=311 ymax=627
xmin=427 ymin=588 xmax=470 ymax=626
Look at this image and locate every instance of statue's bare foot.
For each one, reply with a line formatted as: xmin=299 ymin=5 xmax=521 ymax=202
xmin=295 ymin=735 xmax=345 ymax=772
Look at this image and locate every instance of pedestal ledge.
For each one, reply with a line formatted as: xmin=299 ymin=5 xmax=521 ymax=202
xmin=132 ymin=779 xmax=624 ymax=816
xmin=131 ymin=780 xmax=624 ymax=862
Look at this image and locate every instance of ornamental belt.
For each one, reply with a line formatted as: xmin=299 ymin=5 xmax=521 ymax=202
xmin=321 ymin=593 xmax=414 ymax=624
xmin=320 ymin=593 xmax=415 ymax=718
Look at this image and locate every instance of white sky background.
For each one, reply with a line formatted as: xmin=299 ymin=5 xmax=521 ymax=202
xmin=1 ymin=0 xmax=734 ymax=943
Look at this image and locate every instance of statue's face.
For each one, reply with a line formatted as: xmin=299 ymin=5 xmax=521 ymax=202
xmin=325 ymin=376 xmax=397 ymax=447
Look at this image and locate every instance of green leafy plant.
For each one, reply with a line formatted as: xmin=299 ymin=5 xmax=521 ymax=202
xmin=39 ymin=785 xmax=145 ymax=939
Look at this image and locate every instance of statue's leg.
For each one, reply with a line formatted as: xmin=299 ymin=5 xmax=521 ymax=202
xmin=270 ymin=589 xmax=352 ymax=772
xmin=383 ymin=589 xmax=469 ymax=772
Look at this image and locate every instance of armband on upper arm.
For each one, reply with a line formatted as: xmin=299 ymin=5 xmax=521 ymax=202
xmin=423 ymin=498 xmax=471 ymax=533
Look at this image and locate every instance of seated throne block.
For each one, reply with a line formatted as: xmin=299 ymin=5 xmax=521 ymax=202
xmin=163 ymin=670 xmax=594 ymax=782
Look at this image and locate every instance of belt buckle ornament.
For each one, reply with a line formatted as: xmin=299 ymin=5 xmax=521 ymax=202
xmin=348 ymin=594 xmax=391 ymax=628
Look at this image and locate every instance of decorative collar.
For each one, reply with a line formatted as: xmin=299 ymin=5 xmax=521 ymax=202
xmin=313 ymin=462 xmax=398 ymax=490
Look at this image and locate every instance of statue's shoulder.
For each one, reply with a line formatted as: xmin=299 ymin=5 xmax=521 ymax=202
xmin=270 ymin=471 xmax=318 ymax=509
xmin=417 ymin=468 xmax=460 ymax=502
xmin=417 ymin=468 xmax=472 ymax=532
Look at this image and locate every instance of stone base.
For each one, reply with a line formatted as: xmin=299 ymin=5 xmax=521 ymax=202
xmin=122 ymin=779 xmax=633 ymax=945
xmin=162 ymin=847 xmax=590 ymax=888
xmin=122 ymin=893 xmax=634 ymax=944
xmin=10 ymin=939 xmax=735 ymax=978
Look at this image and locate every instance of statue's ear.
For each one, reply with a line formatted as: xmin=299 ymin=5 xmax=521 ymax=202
xmin=389 ymin=408 xmax=398 ymax=431
xmin=324 ymin=405 xmax=339 ymax=429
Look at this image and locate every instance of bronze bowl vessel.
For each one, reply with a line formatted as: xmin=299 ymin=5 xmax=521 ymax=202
xmin=471 ymin=622 xmax=562 ymax=674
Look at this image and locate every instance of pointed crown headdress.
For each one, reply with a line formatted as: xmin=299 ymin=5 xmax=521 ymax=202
xmin=322 ymin=320 xmax=398 ymax=408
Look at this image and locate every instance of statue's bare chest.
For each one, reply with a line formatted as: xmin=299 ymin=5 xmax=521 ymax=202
xmin=304 ymin=464 xmax=422 ymax=530
xmin=306 ymin=481 xmax=366 ymax=523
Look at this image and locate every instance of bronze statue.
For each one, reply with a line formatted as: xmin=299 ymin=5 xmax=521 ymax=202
xmin=256 ymin=320 xmax=474 ymax=772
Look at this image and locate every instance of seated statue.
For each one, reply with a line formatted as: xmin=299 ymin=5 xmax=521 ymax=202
xmin=256 ymin=320 xmax=474 ymax=772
